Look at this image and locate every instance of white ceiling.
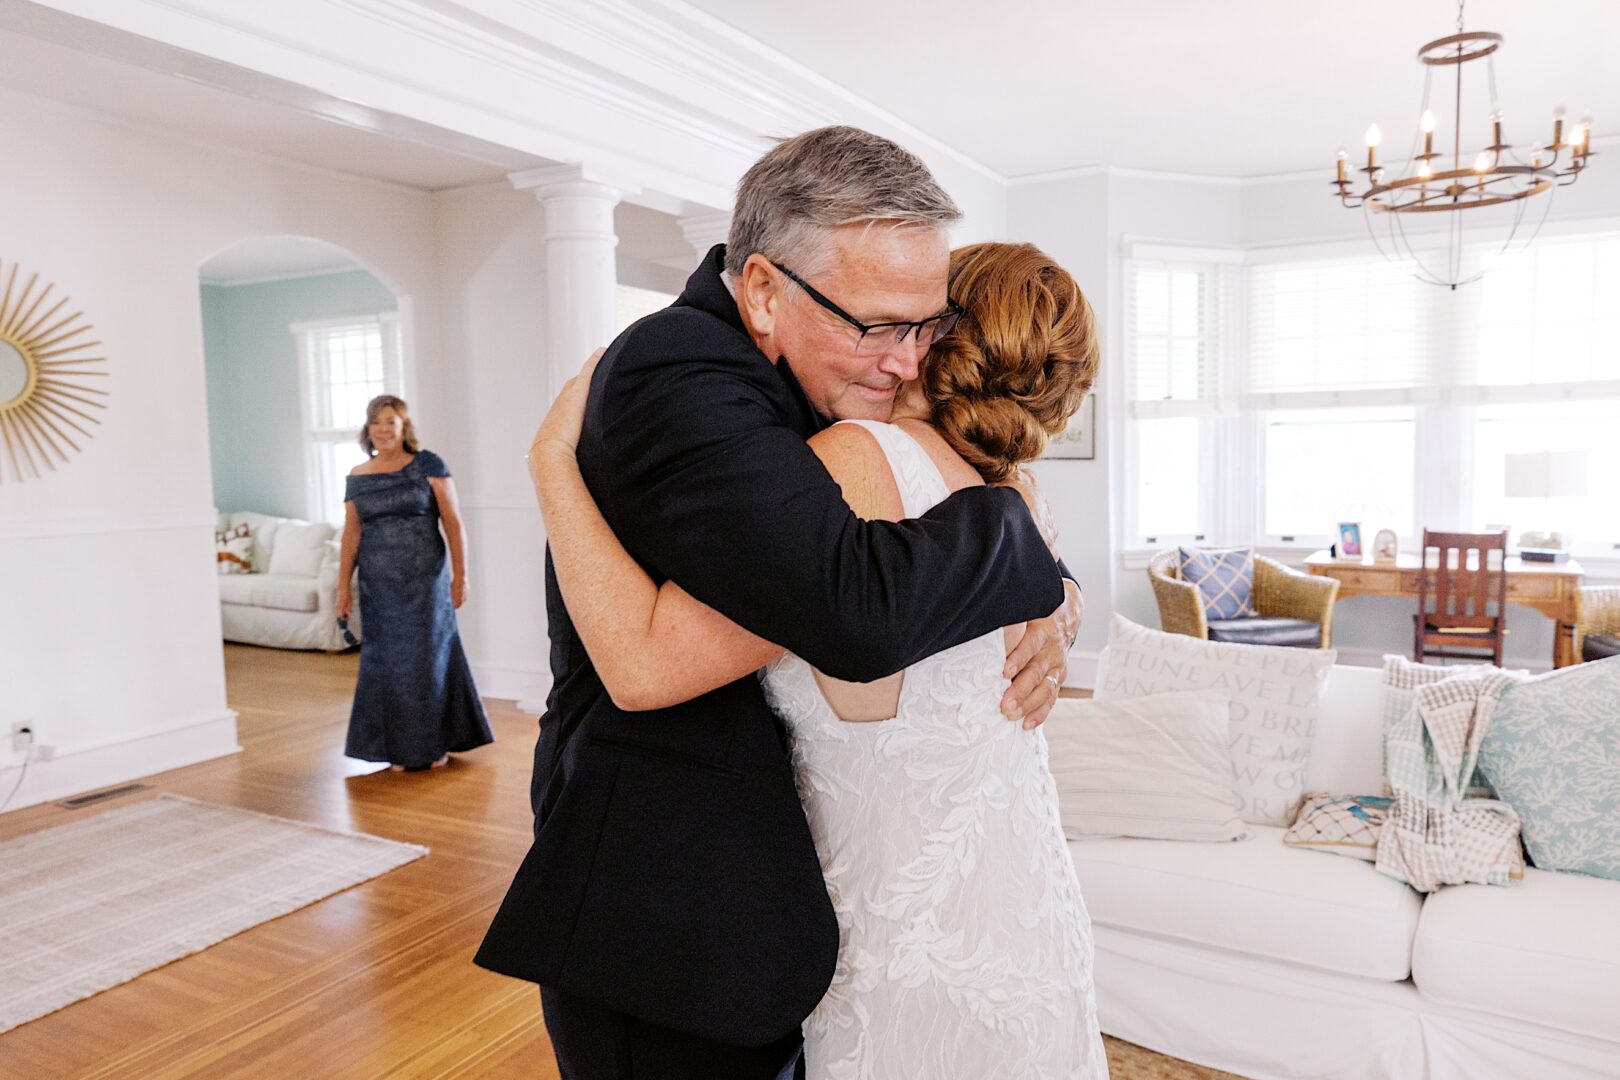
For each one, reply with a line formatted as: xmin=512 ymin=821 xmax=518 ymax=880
xmin=673 ymin=0 xmax=1620 ymax=179
xmin=0 ymin=28 xmax=528 ymax=192
xmin=198 ymin=237 xmax=368 ymax=286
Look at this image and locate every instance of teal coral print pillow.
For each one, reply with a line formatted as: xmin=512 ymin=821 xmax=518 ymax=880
xmin=1178 ymin=547 xmax=1257 ymax=621
xmin=1478 ymin=656 xmax=1620 ymax=881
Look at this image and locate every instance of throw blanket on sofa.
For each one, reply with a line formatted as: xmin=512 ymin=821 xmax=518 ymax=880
xmin=1376 ymin=662 xmax=1525 ymax=892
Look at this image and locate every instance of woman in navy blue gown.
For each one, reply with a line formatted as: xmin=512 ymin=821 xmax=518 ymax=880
xmin=337 ymin=395 xmax=492 ymax=770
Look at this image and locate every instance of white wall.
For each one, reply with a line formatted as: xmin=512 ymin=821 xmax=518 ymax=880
xmin=0 ymin=89 xmax=438 ymax=810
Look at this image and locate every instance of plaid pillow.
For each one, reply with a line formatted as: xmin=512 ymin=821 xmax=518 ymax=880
xmin=1177 ymin=546 xmax=1257 ymax=621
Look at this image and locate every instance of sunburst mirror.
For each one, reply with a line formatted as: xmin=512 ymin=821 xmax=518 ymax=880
xmin=0 ymin=259 xmax=107 ymax=483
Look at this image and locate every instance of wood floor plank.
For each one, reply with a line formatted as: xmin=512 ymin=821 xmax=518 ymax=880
xmin=0 ymin=643 xmax=1226 ymax=1079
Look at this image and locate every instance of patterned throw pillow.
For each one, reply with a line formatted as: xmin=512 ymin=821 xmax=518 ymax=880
xmin=1177 ymin=547 xmax=1257 ymax=621
xmin=1283 ymin=793 xmax=1393 ymax=861
xmin=1477 ymin=657 xmax=1620 ymax=882
xmin=215 ymin=522 xmax=253 ymax=575
xmin=1094 ymin=615 xmax=1337 ymax=826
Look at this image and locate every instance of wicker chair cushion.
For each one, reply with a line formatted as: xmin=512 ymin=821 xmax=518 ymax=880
xmin=1584 ymin=634 xmax=1620 ymax=662
xmin=1206 ymin=616 xmax=1323 ymax=649
xmin=1177 ymin=546 xmax=1257 ymax=621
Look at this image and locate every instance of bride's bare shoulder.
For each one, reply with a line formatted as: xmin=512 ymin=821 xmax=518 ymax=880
xmin=806 ymin=422 xmax=903 ymax=523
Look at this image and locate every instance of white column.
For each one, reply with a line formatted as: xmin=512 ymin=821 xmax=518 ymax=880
xmin=512 ymin=165 xmax=624 ymax=399
xmin=680 ymin=211 xmax=733 ymax=258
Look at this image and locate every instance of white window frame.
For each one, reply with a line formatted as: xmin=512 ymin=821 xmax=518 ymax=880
xmin=292 ymin=312 xmax=403 ymax=525
xmin=1119 ymin=242 xmax=1243 ymax=559
xmin=1119 ymin=223 xmax=1620 ymax=576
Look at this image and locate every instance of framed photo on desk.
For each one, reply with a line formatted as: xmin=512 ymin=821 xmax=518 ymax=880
xmin=1336 ymin=522 xmax=1363 ymax=560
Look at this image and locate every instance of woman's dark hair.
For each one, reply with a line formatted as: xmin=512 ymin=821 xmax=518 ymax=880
xmin=359 ymin=394 xmax=421 ymax=456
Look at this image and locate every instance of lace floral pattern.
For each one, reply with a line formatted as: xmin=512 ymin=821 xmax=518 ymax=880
xmin=760 ymin=420 xmax=1107 ymax=1080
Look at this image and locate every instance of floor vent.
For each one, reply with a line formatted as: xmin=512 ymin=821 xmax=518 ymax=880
xmin=58 ymin=784 xmax=150 ymax=809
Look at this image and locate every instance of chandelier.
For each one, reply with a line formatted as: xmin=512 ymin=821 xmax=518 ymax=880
xmin=1331 ymin=0 xmax=1593 ymax=289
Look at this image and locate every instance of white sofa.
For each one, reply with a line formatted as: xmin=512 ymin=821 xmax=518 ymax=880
xmin=1070 ymin=664 xmax=1620 ymax=1080
xmin=215 ymin=511 xmax=358 ymax=652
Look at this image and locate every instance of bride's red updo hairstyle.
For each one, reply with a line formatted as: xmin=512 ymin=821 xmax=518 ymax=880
xmin=923 ymin=242 xmax=1098 ymax=483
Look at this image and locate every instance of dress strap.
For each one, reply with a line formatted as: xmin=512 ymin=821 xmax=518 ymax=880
xmin=833 ymin=419 xmax=951 ymax=518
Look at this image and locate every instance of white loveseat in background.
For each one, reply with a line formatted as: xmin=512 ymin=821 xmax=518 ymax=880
xmin=1069 ymin=664 xmax=1620 ymax=1080
xmin=215 ymin=511 xmax=358 ymax=652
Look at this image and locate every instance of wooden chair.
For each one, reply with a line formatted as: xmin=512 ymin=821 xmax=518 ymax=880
xmin=1413 ymin=530 xmax=1509 ymax=665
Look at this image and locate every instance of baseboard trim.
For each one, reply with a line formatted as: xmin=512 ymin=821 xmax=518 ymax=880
xmin=0 ymin=709 xmax=240 ymax=814
xmin=472 ymin=664 xmax=552 ymax=714
xmin=1064 ymin=649 xmax=1103 ymax=691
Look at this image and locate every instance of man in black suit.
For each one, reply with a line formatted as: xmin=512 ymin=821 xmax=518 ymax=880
xmin=477 ymin=126 xmax=1081 ymax=1079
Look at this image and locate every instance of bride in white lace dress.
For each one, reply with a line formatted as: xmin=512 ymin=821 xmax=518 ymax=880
xmin=761 ymin=415 xmax=1104 ymax=1079
xmin=531 ymin=242 xmax=1106 ymax=1079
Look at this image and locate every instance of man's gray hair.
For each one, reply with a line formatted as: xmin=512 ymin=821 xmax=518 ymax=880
xmin=725 ymin=126 xmax=961 ymax=278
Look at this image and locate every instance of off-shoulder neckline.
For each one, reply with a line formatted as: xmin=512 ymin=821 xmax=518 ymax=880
xmin=352 ymin=450 xmax=425 ymax=478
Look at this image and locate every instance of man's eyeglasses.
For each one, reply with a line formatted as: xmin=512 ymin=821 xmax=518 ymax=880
xmin=774 ymin=263 xmax=963 ymax=355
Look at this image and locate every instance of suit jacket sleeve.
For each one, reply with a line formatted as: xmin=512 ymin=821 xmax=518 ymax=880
xmin=589 ymin=341 xmax=1064 ymax=684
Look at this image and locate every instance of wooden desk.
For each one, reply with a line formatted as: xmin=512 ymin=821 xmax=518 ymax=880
xmin=1304 ymin=551 xmax=1586 ymax=668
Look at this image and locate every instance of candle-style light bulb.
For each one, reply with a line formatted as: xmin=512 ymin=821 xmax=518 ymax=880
xmin=1421 ymin=110 xmax=1437 ymax=134
xmin=1418 ymin=161 xmax=1434 ymax=179
xmin=1336 ymin=146 xmax=1348 ymax=182
xmin=1473 ymin=151 xmax=1492 ymax=173
xmin=1530 ymin=142 xmax=1544 ymax=167
xmin=1553 ymin=105 xmax=1567 ymax=146
xmin=1366 ymin=123 xmax=1384 ymax=147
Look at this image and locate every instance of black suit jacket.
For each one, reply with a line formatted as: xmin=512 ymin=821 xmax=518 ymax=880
xmin=475 ymin=246 xmax=1065 ymax=1046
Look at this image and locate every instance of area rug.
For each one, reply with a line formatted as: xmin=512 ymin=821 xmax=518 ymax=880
xmin=0 ymin=794 xmax=426 ymax=1033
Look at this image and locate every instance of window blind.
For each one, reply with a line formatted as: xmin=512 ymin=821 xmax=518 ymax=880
xmin=1245 ymin=257 xmax=1432 ymax=407
xmin=1125 ymin=260 xmax=1225 ymax=418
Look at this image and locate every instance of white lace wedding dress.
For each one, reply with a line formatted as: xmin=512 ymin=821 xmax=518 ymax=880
xmin=760 ymin=419 xmax=1107 ymax=1080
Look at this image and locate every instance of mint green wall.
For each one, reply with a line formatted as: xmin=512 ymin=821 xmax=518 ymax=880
xmin=201 ymin=270 xmax=396 ymax=519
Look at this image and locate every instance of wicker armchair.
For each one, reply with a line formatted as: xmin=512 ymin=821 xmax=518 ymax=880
xmin=1148 ymin=549 xmax=1340 ymax=649
xmin=1576 ymin=585 xmax=1620 ymax=662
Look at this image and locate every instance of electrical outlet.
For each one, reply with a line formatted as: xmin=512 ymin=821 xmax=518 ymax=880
xmin=10 ymin=722 xmax=33 ymax=754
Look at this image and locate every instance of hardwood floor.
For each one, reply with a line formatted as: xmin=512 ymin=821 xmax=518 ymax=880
xmin=0 ymin=645 xmax=1238 ymax=1079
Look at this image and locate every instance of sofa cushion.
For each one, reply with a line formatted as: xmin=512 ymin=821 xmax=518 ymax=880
xmin=268 ymin=521 xmax=334 ymax=578
xmin=1207 ymin=616 xmax=1321 ymax=648
xmin=1045 ymin=691 xmax=1247 ymax=842
xmin=1413 ymin=868 xmax=1620 ymax=1042
xmin=226 ymin=512 xmax=283 ymax=574
xmin=1177 ymin=546 xmax=1257 ymax=621
xmin=1585 ymin=633 xmax=1620 ymax=662
xmin=1096 ymin=615 xmax=1337 ymax=826
xmin=1302 ymin=665 xmax=1386 ymax=796
xmin=1477 ymin=657 xmax=1620 ymax=881
xmin=217 ymin=573 xmax=320 ymax=613
xmin=1067 ymin=826 xmax=1421 ymax=981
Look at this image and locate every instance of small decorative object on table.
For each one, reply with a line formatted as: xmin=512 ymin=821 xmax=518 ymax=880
xmin=1373 ymin=528 xmax=1399 ymax=564
xmin=1335 ymin=521 xmax=1363 ymax=560
xmin=1518 ymin=530 xmax=1572 ymax=563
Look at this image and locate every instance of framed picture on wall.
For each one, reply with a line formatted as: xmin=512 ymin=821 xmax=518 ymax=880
xmin=1044 ymin=392 xmax=1096 ymax=460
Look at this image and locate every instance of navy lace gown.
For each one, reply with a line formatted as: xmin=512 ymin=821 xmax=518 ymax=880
xmin=344 ymin=449 xmax=492 ymax=768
